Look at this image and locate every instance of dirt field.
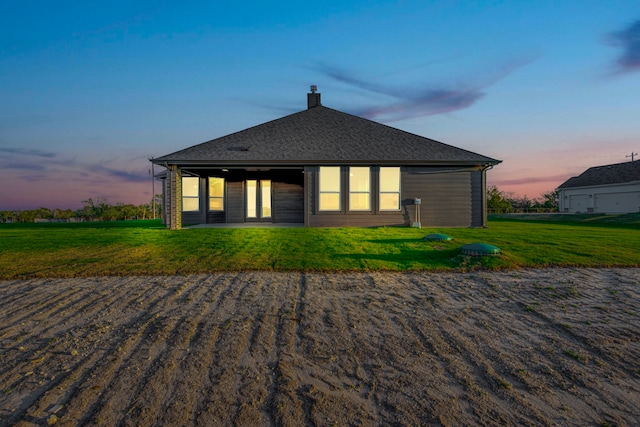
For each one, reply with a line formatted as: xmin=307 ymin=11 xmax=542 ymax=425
xmin=1 ymin=269 xmax=638 ymax=426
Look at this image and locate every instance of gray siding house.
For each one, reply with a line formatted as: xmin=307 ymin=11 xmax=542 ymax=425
xmin=152 ymin=88 xmax=501 ymax=229
xmin=558 ymin=160 xmax=640 ymax=214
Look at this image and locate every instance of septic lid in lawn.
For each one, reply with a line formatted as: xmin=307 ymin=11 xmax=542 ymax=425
xmin=460 ymin=243 xmax=501 ymax=256
xmin=424 ymin=233 xmax=453 ymax=241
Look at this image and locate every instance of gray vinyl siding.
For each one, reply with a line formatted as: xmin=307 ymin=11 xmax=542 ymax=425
xmin=470 ymin=170 xmax=485 ymax=227
xmin=226 ymin=181 xmax=244 ymax=223
xmin=402 ymin=168 xmax=472 ymax=227
xmin=206 ymin=211 xmax=225 ymax=223
xmin=273 ymin=180 xmax=304 ymax=223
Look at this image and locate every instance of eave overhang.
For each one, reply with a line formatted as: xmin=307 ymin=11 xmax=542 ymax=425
xmin=151 ymin=158 xmax=502 ymax=168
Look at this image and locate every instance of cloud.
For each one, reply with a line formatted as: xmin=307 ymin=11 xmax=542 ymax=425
xmin=1 ymin=161 xmax=48 ymax=172
xmin=493 ymin=174 xmax=572 ymax=186
xmin=0 ymin=146 xmax=57 ymax=158
xmin=605 ymin=19 xmax=640 ymax=75
xmin=314 ymin=57 xmax=535 ymax=122
xmin=0 ymin=147 xmax=149 ymax=185
xmin=92 ymin=164 xmax=150 ymax=183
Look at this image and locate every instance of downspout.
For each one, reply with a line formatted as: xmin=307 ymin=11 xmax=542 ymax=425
xmin=480 ymin=164 xmax=494 ymax=227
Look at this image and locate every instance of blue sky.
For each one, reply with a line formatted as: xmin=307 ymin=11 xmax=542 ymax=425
xmin=1 ymin=1 xmax=639 ymax=210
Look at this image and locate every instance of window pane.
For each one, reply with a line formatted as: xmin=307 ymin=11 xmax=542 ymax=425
xmin=246 ymin=180 xmax=257 ymax=218
xmin=350 ymin=193 xmax=370 ymax=211
xmin=261 ymin=180 xmax=271 ymax=217
xmin=182 ymin=177 xmax=199 ymax=197
xmin=320 ymin=194 xmax=340 ymax=211
xmin=319 ymin=167 xmax=341 ymax=211
xmin=380 ymin=193 xmax=400 ymax=211
xmin=380 ymin=167 xmax=400 ymax=192
xmin=209 ymin=198 xmax=223 ymax=211
xmin=183 ymin=198 xmax=199 ymax=212
xmin=349 ymin=167 xmax=370 ymax=192
xmin=209 ymin=177 xmax=224 ymax=197
xmin=349 ymin=167 xmax=370 ymax=211
xmin=319 ymin=167 xmax=340 ymax=192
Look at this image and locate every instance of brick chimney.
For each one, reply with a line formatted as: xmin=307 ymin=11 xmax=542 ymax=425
xmin=307 ymin=85 xmax=321 ymax=109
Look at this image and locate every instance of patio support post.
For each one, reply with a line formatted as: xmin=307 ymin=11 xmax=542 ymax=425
xmin=168 ymin=165 xmax=182 ymax=230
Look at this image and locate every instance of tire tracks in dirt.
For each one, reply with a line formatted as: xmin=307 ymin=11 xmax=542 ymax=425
xmin=1 ymin=269 xmax=639 ymax=427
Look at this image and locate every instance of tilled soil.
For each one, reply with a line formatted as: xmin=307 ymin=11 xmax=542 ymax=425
xmin=0 ymin=268 xmax=638 ymax=426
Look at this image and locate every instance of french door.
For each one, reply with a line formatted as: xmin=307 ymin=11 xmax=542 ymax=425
xmin=246 ymin=179 xmax=272 ymax=221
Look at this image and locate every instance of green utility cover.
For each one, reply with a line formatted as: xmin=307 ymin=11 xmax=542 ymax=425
xmin=424 ymin=233 xmax=453 ymax=241
xmin=460 ymin=243 xmax=501 ymax=256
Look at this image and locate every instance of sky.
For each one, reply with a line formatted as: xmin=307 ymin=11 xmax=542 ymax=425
xmin=1 ymin=1 xmax=639 ymax=210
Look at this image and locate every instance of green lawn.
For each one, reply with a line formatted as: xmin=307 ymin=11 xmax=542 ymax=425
xmin=0 ymin=214 xmax=639 ymax=279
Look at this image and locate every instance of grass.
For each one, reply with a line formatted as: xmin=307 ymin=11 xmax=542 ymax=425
xmin=0 ymin=214 xmax=639 ymax=279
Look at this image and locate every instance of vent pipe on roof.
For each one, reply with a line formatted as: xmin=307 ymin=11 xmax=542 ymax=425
xmin=307 ymin=85 xmax=321 ymax=109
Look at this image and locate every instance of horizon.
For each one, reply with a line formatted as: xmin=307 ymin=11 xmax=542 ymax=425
xmin=1 ymin=1 xmax=639 ymax=211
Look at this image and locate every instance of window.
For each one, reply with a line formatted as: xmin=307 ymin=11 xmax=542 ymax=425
xmin=261 ymin=180 xmax=272 ymax=218
xmin=349 ymin=167 xmax=370 ymax=211
xmin=182 ymin=177 xmax=200 ymax=211
xmin=379 ymin=167 xmax=401 ymax=211
xmin=246 ymin=180 xmax=257 ymax=218
xmin=208 ymin=177 xmax=224 ymax=211
xmin=319 ymin=166 xmax=341 ymax=211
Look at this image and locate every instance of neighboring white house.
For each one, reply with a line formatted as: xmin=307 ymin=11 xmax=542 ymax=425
xmin=557 ymin=160 xmax=640 ymax=214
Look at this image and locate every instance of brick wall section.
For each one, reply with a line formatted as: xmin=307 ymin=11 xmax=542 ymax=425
xmin=168 ymin=166 xmax=182 ymax=230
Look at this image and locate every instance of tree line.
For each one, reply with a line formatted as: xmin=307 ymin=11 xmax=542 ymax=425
xmin=487 ymin=186 xmax=559 ymax=213
xmin=1 ymin=188 xmax=557 ymax=223
xmin=0 ymin=196 xmax=163 ymax=223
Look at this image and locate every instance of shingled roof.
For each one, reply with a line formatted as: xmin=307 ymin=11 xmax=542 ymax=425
xmin=153 ymin=106 xmax=500 ymax=166
xmin=558 ymin=160 xmax=640 ymax=189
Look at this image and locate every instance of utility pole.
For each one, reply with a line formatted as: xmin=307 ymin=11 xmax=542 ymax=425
xmin=150 ymin=157 xmax=156 ymax=219
xmin=626 ymin=152 xmax=638 ymax=161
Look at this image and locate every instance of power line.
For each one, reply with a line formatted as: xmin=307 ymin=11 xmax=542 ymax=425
xmin=626 ymin=152 xmax=638 ymax=161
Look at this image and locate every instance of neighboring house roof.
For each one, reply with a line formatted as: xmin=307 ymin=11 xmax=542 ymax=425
xmin=153 ymin=105 xmax=500 ymax=166
xmin=558 ymin=160 xmax=640 ymax=189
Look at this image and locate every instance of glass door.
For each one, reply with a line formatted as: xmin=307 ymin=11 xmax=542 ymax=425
xmin=246 ymin=179 xmax=272 ymax=221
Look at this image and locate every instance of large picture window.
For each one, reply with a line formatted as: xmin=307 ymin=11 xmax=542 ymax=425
xmin=319 ymin=166 xmax=341 ymax=211
xmin=349 ymin=167 xmax=370 ymax=211
xmin=379 ymin=167 xmax=401 ymax=211
xmin=182 ymin=177 xmax=200 ymax=212
xmin=208 ymin=177 xmax=224 ymax=211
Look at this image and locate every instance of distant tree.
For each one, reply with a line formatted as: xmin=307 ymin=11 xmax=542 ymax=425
xmin=35 ymin=207 xmax=53 ymax=219
xmin=539 ymin=190 xmax=559 ymax=211
xmin=152 ymin=194 xmax=163 ymax=218
xmin=486 ymin=186 xmax=513 ymax=213
xmin=55 ymin=209 xmax=75 ymax=220
xmin=120 ymin=204 xmax=137 ymax=220
xmin=103 ymin=204 xmax=119 ymax=221
xmin=508 ymin=194 xmax=533 ymax=212
xmin=18 ymin=210 xmax=37 ymax=222
xmin=81 ymin=198 xmax=97 ymax=221
xmin=0 ymin=211 xmax=16 ymax=223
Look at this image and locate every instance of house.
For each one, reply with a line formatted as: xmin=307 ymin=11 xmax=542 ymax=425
xmin=152 ymin=87 xmax=501 ymax=229
xmin=557 ymin=160 xmax=640 ymax=214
